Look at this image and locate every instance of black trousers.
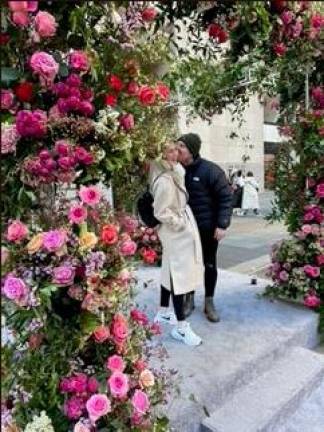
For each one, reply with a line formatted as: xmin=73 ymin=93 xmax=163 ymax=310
xmin=199 ymin=229 xmax=219 ymax=298
xmin=160 ymin=284 xmax=185 ymax=321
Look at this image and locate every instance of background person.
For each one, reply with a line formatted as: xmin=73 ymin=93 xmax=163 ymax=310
xmin=241 ymin=171 xmax=260 ymax=215
xmin=177 ymin=133 xmax=233 ymax=322
xmin=150 ymin=141 xmax=204 ymax=346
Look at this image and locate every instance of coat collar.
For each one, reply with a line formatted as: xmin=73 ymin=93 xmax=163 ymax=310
xmin=185 ymin=156 xmax=202 ymax=171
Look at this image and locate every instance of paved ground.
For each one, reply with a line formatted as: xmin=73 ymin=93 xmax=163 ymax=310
xmin=218 ymin=191 xmax=288 ymax=278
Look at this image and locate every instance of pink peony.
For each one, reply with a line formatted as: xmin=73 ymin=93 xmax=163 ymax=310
xmin=69 ymin=373 xmax=88 ymax=393
xmin=6 ymin=220 xmax=28 ymax=242
xmin=111 ymin=313 xmax=128 ymax=346
xmin=86 ymin=394 xmax=111 ymax=422
xmin=35 ymin=11 xmax=57 ymax=38
xmin=304 ymin=294 xmax=321 ymax=308
xmin=1 ymin=89 xmax=14 ymax=110
xmin=301 ymin=224 xmax=312 ymax=235
xmin=1 ymin=124 xmax=19 ymax=155
xmin=304 ymin=265 xmax=320 ymax=278
xmin=74 ymin=147 xmax=93 ymax=165
xmin=93 ymin=326 xmax=110 ymax=343
xmin=30 ymin=51 xmax=59 ymax=86
xmin=60 ymin=377 xmax=73 ymax=393
xmin=119 ymin=113 xmax=134 ymax=131
xmin=131 ymin=390 xmax=150 ymax=414
xmin=12 ymin=11 xmax=30 ymax=27
xmin=130 ymin=309 xmax=149 ymax=326
xmin=64 ymin=396 xmax=84 ymax=420
xmin=79 ymin=185 xmax=102 ymax=207
xmin=316 ymin=183 xmax=324 ymax=199
xmin=3 ymin=276 xmax=29 ymax=304
xmin=119 ymin=239 xmax=137 ymax=256
xmin=16 ymin=109 xmax=47 ymax=138
xmin=108 ymin=371 xmax=129 ymax=399
xmin=106 ymin=355 xmax=126 ymax=372
xmin=68 ymin=205 xmax=87 ymax=224
xmin=52 ymin=265 xmax=75 ymax=286
xmin=69 ymin=50 xmax=89 ymax=72
xmin=87 ymin=377 xmax=99 ymax=394
xmin=43 ymin=229 xmax=66 ymax=252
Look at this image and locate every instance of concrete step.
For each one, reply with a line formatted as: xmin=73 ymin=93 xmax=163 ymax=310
xmin=201 ymin=347 xmax=324 ymax=432
xmin=134 ymin=268 xmax=320 ymax=432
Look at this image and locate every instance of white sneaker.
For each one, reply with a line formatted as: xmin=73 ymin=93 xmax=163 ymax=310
xmin=171 ymin=322 xmax=202 ymax=346
xmin=153 ymin=310 xmax=177 ymax=325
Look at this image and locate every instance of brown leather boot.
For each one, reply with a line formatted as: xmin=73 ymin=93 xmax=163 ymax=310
xmin=204 ymin=297 xmax=220 ymax=322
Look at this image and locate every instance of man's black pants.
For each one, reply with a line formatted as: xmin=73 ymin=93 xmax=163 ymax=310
xmin=199 ymin=229 xmax=219 ymax=298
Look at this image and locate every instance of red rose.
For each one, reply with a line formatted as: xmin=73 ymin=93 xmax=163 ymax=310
xmin=108 ymin=74 xmax=124 ymax=92
xmin=101 ymin=224 xmax=119 ymax=245
xmin=105 ymin=94 xmax=117 ymax=107
xmin=156 ymin=83 xmax=170 ymax=101
xmin=271 ymin=0 xmax=287 ymax=12
xmin=93 ymin=325 xmax=110 ymax=343
xmin=273 ymin=42 xmax=287 ymax=56
xmin=14 ymin=82 xmax=33 ymax=102
xmin=138 ymin=85 xmax=156 ymax=106
xmin=208 ymin=23 xmax=228 ymax=43
xmin=0 ymin=33 xmax=10 ymax=45
xmin=127 ymin=81 xmax=139 ymax=96
xmin=141 ymin=247 xmax=157 ymax=264
xmin=142 ymin=7 xmax=158 ymax=22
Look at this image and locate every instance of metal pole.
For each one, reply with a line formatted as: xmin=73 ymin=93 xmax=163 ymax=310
xmin=305 ymin=67 xmax=310 ymax=111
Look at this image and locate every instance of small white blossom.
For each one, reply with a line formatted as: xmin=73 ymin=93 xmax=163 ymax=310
xmin=24 ymin=411 xmax=55 ymax=432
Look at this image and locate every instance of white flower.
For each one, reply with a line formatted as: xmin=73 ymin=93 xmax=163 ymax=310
xmin=24 ymin=411 xmax=55 ymax=432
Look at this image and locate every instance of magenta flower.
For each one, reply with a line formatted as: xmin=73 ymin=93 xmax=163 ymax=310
xmin=69 ymin=373 xmax=88 ymax=393
xmin=78 ymin=185 xmax=102 ymax=207
xmin=304 ymin=294 xmax=321 ymax=308
xmin=69 ymin=50 xmax=89 ymax=72
xmin=16 ymin=109 xmax=47 ymax=138
xmin=43 ymin=229 xmax=66 ymax=252
xmin=68 ymin=205 xmax=87 ymax=224
xmin=108 ymin=371 xmax=129 ymax=399
xmin=131 ymin=389 xmax=150 ymax=414
xmin=64 ymin=396 xmax=85 ymax=420
xmin=52 ymin=265 xmax=75 ymax=286
xmin=303 ymin=265 xmax=320 ymax=279
xmin=316 ymin=183 xmax=324 ymax=199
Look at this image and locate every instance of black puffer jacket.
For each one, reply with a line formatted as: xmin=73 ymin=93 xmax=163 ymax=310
xmin=184 ymin=157 xmax=233 ymax=231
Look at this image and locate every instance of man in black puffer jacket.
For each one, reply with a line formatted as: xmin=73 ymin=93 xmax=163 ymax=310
xmin=177 ymin=133 xmax=233 ymax=322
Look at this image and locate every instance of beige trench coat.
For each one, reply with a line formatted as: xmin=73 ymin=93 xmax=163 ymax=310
xmin=150 ymin=162 xmax=203 ymax=296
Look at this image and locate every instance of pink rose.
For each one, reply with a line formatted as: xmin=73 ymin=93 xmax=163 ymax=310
xmin=43 ymin=229 xmax=66 ymax=252
xmin=12 ymin=11 xmax=30 ymax=27
xmin=316 ymin=183 xmax=324 ymax=199
xmin=111 ymin=313 xmax=128 ymax=346
xmin=54 ymin=139 xmax=71 ymax=156
xmin=74 ymin=421 xmax=91 ymax=432
xmin=70 ymin=373 xmax=88 ymax=393
xmin=134 ymin=359 xmax=147 ymax=372
xmin=127 ymin=81 xmax=139 ymax=96
xmin=130 ymin=309 xmax=149 ymax=326
xmin=131 ymin=390 xmax=150 ymax=414
xmin=281 ymin=10 xmax=294 ymax=25
xmin=64 ymin=396 xmax=84 ymax=420
xmin=304 ymin=294 xmax=321 ymax=308
xmin=273 ymin=42 xmax=287 ymax=56
xmin=316 ymin=255 xmax=324 ymax=266
xmin=9 ymin=1 xmax=38 ymax=12
xmin=60 ymin=377 xmax=73 ymax=393
xmin=311 ymin=13 xmax=324 ymax=29
xmin=304 ymin=265 xmax=320 ymax=278
xmin=131 ymin=411 xmax=143 ymax=426
xmin=301 ymin=224 xmax=312 ymax=235
xmin=35 ymin=11 xmax=57 ymax=38
xmin=79 ymin=185 xmax=102 ymax=207
xmin=86 ymin=394 xmax=111 ymax=422
xmin=78 ymin=100 xmax=94 ymax=117
xmin=122 ymin=216 xmax=139 ymax=233
xmin=16 ymin=109 xmax=47 ymax=138
xmin=74 ymin=147 xmax=93 ymax=165
xmin=87 ymin=377 xmax=99 ymax=394
xmin=3 ymin=276 xmax=29 ymax=305
xmin=1 ymin=124 xmax=19 ymax=154
xmin=93 ymin=325 xmax=110 ymax=343
xmin=30 ymin=52 xmax=59 ymax=86
xmin=119 ymin=239 xmax=137 ymax=256
xmin=155 ymin=83 xmax=170 ymax=101
xmin=1 ymin=89 xmax=14 ymax=110
xmin=106 ymin=355 xmax=125 ymax=372
xmin=108 ymin=371 xmax=129 ymax=399
xmin=68 ymin=205 xmax=88 ymax=224
xmin=119 ymin=113 xmax=134 ymax=131
xmin=279 ymin=270 xmax=289 ymax=282
xmin=52 ymin=265 xmax=75 ymax=286
xmin=138 ymin=85 xmax=156 ymax=106
xmin=311 ymin=225 xmax=320 ymax=236
xmin=6 ymin=220 xmax=28 ymax=242
xmin=69 ymin=50 xmax=89 ymax=72
xmin=141 ymin=247 xmax=157 ymax=264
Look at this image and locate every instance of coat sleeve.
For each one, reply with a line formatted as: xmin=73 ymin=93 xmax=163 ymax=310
xmin=209 ymin=166 xmax=233 ymax=229
xmin=152 ymin=176 xmax=186 ymax=232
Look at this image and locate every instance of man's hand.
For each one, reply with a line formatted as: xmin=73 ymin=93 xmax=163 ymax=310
xmin=214 ymin=227 xmax=226 ymax=241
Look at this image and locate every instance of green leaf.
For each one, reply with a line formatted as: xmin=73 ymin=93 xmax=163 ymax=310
xmin=59 ymin=63 xmax=69 ymax=78
xmin=80 ymin=311 xmax=99 ymax=334
xmin=1 ymin=67 xmax=21 ymax=86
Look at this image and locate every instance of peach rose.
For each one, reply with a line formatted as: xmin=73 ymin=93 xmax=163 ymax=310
xmin=139 ymin=369 xmax=155 ymax=388
xmin=79 ymin=232 xmax=98 ymax=251
xmin=26 ymin=233 xmax=43 ymax=254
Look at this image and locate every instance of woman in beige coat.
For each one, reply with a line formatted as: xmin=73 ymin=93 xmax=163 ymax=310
xmin=150 ymin=141 xmax=204 ymax=346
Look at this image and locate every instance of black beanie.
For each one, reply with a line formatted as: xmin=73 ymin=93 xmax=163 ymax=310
xmin=178 ymin=133 xmax=201 ymax=158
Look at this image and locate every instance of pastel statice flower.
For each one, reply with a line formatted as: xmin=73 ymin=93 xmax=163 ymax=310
xmin=131 ymin=389 xmax=150 ymax=414
xmin=86 ymin=394 xmax=111 ymax=423
xmin=42 ymin=229 xmax=66 ymax=252
xmin=6 ymin=220 xmax=28 ymax=242
xmin=68 ymin=204 xmax=87 ymax=224
xmin=16 ymin=109 xmax=47 ymax=138
xmin=108 ymin=371 xmax=129 ymax=398
xmin=78 ymin=185 xmax=102 ymax=207
xmin=1 ymin=124 xmax=19 ymax=154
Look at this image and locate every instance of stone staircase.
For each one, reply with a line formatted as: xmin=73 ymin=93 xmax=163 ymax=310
xmin=135 ymin=267 xmax=324 ymax=432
